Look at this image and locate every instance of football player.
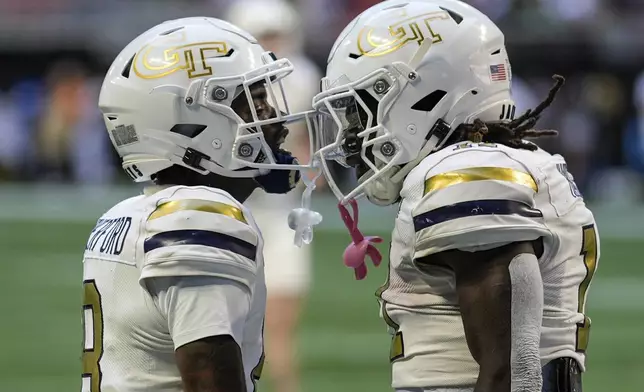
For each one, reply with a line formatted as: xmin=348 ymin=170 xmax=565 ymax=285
xmin=82 ymin=17 xmax=312 ymax=392
xmin=311 ymin=1 xmax=599 ymax=391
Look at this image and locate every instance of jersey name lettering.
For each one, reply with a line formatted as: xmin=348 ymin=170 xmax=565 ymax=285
xmin=86 ymin=217 xmax=133 ymax=256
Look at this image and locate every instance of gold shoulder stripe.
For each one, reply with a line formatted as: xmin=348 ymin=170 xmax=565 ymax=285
xmin=424 ymin=167 xmax=537 ymax=195
xmin=148 ymin=199 xmax=247 ymax=223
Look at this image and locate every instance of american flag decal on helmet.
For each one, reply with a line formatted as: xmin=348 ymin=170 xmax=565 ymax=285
xmin=490 ymin=64 xmax=507 ymax=82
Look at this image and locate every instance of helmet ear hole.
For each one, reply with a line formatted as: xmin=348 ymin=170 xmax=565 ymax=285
xmin=411 ymin=90 xmax=447 ymax=112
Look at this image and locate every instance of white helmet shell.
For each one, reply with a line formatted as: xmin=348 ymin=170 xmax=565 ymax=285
xmin=313 ymin=0 xmax=516 ymax=204
xmin=99 ymin=17 xmax=313 ymax=182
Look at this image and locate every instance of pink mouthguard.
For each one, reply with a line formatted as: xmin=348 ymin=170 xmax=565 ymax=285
xmin=338 ymin=199 xmax=383 ymax=280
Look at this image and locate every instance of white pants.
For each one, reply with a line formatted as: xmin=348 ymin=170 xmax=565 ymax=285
xmin=245 ymin=190 xmax=312 ymax=296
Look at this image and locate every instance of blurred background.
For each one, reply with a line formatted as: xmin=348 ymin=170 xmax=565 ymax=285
xmin=0 ymin=0 xmax=642 ymax=391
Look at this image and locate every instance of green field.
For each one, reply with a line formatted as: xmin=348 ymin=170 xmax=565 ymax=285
xmin=0 ymin=220 xmax=642 ymax=391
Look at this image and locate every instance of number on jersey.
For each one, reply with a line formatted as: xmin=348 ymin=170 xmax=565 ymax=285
xmin=557 ymin=163 xmax=582 ymax=198
xmin=82 ymin=280 xmax=104 ymax=392
xmin=577 ymin=225 xmax=598 ymax=352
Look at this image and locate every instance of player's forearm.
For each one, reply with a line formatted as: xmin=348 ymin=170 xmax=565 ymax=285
xmin=474 ymin=296 xmax=542 ymax=392
xmin=450 ymin=251 xmax=514 ymax=392
xmin=176 ymin=335 xmax=247 ymax=392
xmin=443 ymin=242 xmax=541 ymax=392
xmin=474 ymin=253 xmax=544 ymax=392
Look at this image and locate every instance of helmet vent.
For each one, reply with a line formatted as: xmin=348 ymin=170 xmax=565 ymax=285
xmin=160 ymin=26 xmax=184 ymax=36
xmin=439 ymin=7 xmax=464 ymax=24
xmin=169 ymin=124 xmax=207 ymax=138
xmin=491 ymin=49 xmax=501 ymax=55
xmin=121 ymin=54 xmax=135 ymax=78
xmin=412 ymin=90 xmax=447 ymax=112
xmin=382 ymin=3 xmax=408 ymax=11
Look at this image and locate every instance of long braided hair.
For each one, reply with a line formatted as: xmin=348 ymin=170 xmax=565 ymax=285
xmin=455 ymin=75 xmax=566 ymax=151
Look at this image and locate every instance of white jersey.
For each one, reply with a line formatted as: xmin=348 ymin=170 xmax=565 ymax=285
xmin=81 ymin=185 xmax=266 ymax=392
xmin=378 ymin=141 xmax=599 ymax=389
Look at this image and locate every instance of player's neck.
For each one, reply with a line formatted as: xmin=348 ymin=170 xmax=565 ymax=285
xmin=145 ymin=179 xmax=258 ymax=203
xmin=219 ymin=178 xmax=259 ymax=203
xmin=151 ymin=166 xmax=259 ymax=202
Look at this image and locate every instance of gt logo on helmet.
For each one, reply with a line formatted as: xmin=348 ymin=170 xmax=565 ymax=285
xmin=357 ymin=11 xmax=449 ymax=57
xmin=133 ymin=31 xmax=231 ymax=79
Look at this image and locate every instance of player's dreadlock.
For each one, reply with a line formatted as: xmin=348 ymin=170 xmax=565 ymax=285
xmin=455 ymin=75 xmax=566 ymax=151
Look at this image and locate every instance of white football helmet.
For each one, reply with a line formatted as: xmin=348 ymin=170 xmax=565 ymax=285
xmin=99 ymin=17 xmax=314 ymax=182
xmin=313 ymin=0 xmax=516 ymax=205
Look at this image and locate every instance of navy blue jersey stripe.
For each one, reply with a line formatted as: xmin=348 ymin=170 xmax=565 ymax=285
xmin=144 ymin=230 xmax=256 ymax=261
xmin=413 ymin=199 xmax=543 ymax=232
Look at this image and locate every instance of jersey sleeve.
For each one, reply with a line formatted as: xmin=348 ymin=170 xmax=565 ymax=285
xmin=139 ymin=187 xmax=260 ymax=290
xmin=412 ymin=150 xmax=551 ymax=259
xmin=147 ymin=276 xmax=251 ymax=349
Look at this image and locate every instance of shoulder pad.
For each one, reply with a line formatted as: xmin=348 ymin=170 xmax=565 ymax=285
xmin=139 ymin=186 xmax=259 ymax=289
xmin=411 ymin=146 xmax=549 ymax=258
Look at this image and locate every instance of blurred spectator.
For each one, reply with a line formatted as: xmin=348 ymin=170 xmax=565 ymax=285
xmin=0 ymin=92 xmax=23 ymax=180
xmin=540 ymin=0 xmax=600 ymax=21
xmin=467 ymin=0 xmax=512 ymax=21
xmin=70 ymin=77 xmax=115 ymax=184
xmin=34 ymin=60 xmax=113 ymax=183
xmin=511 ymin=75 xmax=541 ymax=116
xmin=623 ymin=70 xmax=644 ymax=175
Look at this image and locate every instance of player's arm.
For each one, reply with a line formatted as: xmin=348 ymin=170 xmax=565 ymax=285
xmin=147 ymin=276 xmax=251 ymax=392
xmin=140 ymin=193 xmax=261 ymax=392
xmin=421 ymin=241 xmax=543 ymax=392
xmin=175 ymin=335 xmax=246 ymax=392
xmin=412 ymin=155 xmax=549 ymax=392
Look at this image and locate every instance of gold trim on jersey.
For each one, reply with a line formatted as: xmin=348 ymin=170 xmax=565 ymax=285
xmin=251 ymin=352 xmax=265 ymax=390
xmin=576 ymin=224 xmax=598 ymax=352
xmin=148 ymin=199 xmax=247 ymax=223
xmin=390 ymin=331 xmax=404 ymax=362
xmin=380 ymin=302 xmax=405 ymax=362
xmin=424 ymin=167 xmax=538 ymax=195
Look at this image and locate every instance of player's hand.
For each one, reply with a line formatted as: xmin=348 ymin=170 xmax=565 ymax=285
xmin=255 ymin=149 xmax=301 ymax=194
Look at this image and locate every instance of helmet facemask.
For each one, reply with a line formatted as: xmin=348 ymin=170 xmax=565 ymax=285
xmin=313 ymin=67 xmax=424 ymax=205
xmin=147 ymin=52 xmax=316 ymax=180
